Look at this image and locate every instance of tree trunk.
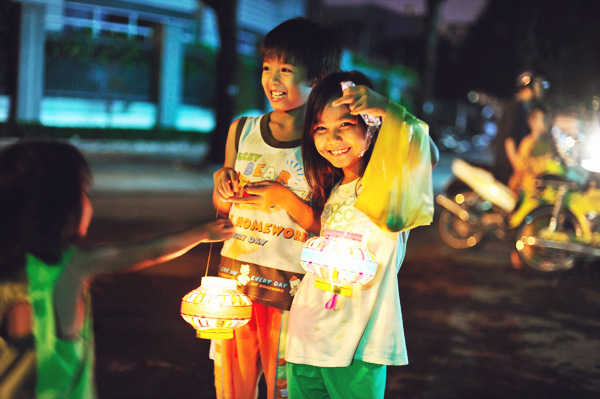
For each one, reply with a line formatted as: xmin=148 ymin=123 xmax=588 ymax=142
xmin=4 ymin=2 xmax=21 ymax=126
xmin=420 ymin=0 xmax=444 ymax=117
xmin=201 ymin=0 xmax=238 ymax=165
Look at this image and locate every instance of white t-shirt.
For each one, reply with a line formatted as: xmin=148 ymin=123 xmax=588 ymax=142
xmin=286 ymin=180 xmax=410 ymax=367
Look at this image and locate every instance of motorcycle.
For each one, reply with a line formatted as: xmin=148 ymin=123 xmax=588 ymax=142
xmin=515 ymin=124 xmax=600 ymax=271
xmin=436 ymin=117 xmax=600 ymax=271
xmin=435 ymin=158 xmax=562 ymax=249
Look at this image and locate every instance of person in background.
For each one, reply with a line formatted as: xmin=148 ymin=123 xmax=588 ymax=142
xmin=492 ymin=70 xmax=550 ymax=185
xmin=0 ymin=140 xmax=233 ymax=399
xmin=508 ymin=104 xmax=552 ymax=193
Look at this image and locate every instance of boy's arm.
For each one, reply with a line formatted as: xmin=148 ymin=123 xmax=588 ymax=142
xmin=212 ymin=118 xmax=242 ymax=217
xmin=234 ymin=181 xmax=321 ymax=233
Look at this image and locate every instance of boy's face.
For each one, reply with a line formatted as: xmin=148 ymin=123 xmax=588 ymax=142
xmin=262 ymin=57 xmax=313 ymax=112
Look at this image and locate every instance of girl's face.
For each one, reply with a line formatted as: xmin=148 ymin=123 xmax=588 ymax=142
xmin=262 ymin=57 xmax=313 ymax=112
xmin=312 ymin=98 xmax=369 ymax=183
xmin=78 ymin=189 xmax=93 ymax=238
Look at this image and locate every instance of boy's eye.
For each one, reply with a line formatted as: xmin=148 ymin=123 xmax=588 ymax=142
xmin=313 ymin=126 xmax=326 ymax=134
xmin=340 ymin=121 xmax=356 ymax=128
xmin=262 ymin=66 xmax=271 ymax=72
xmin=281 ymin=67 xmax=293 ymax=73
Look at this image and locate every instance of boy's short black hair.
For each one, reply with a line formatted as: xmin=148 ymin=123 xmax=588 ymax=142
xmin=260 ymin=17 xmax=341 ymax=81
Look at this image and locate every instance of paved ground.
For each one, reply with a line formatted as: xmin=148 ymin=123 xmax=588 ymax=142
xmin=4 ymin=138 xmax=597 ymax=398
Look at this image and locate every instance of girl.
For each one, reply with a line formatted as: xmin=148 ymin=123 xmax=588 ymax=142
xmin=285 ymin=71 xmax=436 ymax=399
xmin=0 ymin=140 xmax=233 ymax=399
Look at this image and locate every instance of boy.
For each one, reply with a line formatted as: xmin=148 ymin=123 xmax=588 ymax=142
xmin=211 ymin=17 xmax=341 ymax=399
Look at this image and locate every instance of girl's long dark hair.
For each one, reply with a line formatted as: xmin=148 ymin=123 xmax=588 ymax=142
xmin=301 ymin=71 xmax=379 ymax=215
xmin=0 ymin=140 xmax=90 ymax=278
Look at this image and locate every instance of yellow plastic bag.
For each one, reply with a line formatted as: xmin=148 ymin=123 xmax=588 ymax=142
xmin=355 ymin=101 xmax=434 ymax=232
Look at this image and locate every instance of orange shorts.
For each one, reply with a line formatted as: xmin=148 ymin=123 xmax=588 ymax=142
xmin=213 ymin=303 xmax=288 ymax=399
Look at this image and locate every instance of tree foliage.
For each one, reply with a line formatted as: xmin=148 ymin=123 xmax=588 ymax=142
xmin=451 ymin=0 xmax=600 ymax=107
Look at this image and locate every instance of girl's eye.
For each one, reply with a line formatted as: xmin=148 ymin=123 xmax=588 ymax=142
xmin=313 ymin=126 xmax=326 ymax=134
xmin=340 ymin=121 xmax=356 ymax=128
xmin=282 ymin=67 xmax=293 ymax=73
xmin=262 ymin=65 xmax=271 ymax=72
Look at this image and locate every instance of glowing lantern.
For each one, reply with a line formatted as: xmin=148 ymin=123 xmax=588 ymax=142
xmin=300 ymin=230 xmax=378 ymax=299
xmin=180 ymin=277 xmax=252 ymax=339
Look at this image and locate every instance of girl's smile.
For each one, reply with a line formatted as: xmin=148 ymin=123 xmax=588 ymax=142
xmin=313 ymin=99 xmax=369 ymax=183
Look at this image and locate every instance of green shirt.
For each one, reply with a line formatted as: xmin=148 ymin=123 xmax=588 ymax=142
xmin=26 ymin=249 xmax=96 ymax=399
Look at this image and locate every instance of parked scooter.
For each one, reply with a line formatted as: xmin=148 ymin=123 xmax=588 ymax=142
xmin=437 ymin=118 xmax=600 ymax=272
xmin=515 ymin=124 xmax=600 ymax=271
xmin=436 ymin=158 xmax=562 ymax=249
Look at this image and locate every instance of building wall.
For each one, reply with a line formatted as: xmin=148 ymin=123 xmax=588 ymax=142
xmin=3 ymin=0 xmax=307 ymax=129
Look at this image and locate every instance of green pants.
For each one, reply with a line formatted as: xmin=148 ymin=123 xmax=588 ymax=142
xmin=287 ymin=360 xmax=386 ymax=399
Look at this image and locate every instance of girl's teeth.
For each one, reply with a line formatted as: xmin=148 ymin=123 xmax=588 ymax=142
xmin=272 ymin=91 xmax=285 ymax=98
xmin=330 ymin=148 xmax=350 ymax=155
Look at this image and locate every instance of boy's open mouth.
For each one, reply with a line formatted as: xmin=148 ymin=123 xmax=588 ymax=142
xmin=328 ymin=147 xmax=350 ymax=156
xmin=271 ymin=91 xmax=286 ymax=99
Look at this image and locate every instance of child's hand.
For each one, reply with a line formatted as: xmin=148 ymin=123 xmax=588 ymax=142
xmin=333 ymin=84 xmax=389 ymax=119
xmin=229 ymin=180 xmax=287 ymax=209
xmin=214 ymin=167 xmax=240 ymax=201
xmin=202 ymin=218 xmax=235 ymax=242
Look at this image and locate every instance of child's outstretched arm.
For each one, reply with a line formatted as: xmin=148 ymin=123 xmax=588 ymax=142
xmin=71 ymin=218 xmax=233 ymax=276
xmin=229 ymin=181 xmax=320 ymax=233
xmin=54 ymin=218 xmax=233 ymax=338
xmin=213 ymin=118 xmax=244 ymax=216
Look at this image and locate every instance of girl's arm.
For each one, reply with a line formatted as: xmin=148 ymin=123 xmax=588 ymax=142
xmin=213 ymin=118 xmax=244 ymax=217
xmin=54 ymin=219 xmax=233 ymax=338
xmin=333 ymin=85 xmax=440 ymax=168
xmin=332 ymin=84 xmax=389 ymax=119
xmin=230 ymin=181 xmax=321 ymax=233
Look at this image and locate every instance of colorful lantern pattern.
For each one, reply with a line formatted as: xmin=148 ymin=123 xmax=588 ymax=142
xmin=181 ymin=277 xmax=252 ymax=339
xmin=300 ymin=230 xmax=378 ymax=298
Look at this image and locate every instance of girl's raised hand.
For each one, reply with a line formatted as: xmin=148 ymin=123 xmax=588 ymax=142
xmin=214 ymin=167 xmax=240 ymax=201
xmin=333 ymin=84 xmax=389 ymax=119
xmin=201 ymin=218 xmax=235 ymax=242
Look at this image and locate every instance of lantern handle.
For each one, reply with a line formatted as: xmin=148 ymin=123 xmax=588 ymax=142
xmin=206 ymin=202 xmax=222 ymax=277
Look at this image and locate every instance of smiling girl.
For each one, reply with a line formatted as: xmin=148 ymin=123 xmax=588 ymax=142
xmin=285 ymin=71 xmax=437 ymax=399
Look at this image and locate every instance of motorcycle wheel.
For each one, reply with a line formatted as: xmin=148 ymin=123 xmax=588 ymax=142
xmin=516 ymin=206 xmax=581 ymax=272
xmin=438 ymin=191 xmax=484 ymax=249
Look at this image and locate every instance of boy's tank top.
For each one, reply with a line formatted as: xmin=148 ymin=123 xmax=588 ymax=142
xmin=26 ymin=249 xmax=96 ymax=399
xmin=219 ymin=114 xmax=310 ymax=310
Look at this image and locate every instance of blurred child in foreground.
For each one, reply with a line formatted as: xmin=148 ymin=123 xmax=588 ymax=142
xmin=0 ymin=140 xmax=233 ymax=399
